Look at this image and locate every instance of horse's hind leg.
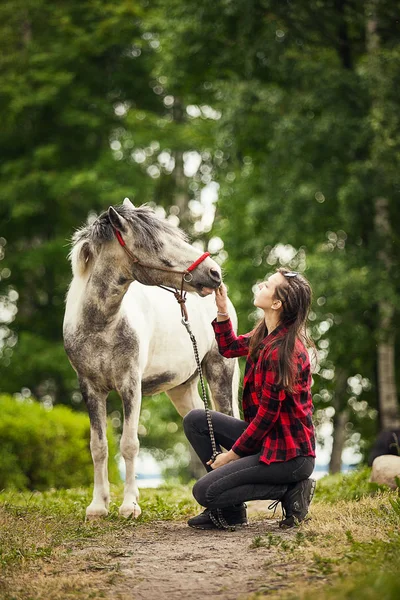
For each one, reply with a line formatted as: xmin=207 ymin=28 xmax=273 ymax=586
xmin=167 ymin=378 xmax=205 ymax=478
xmin=202 ymin=344 xmax=240 ymax=418
xmin=166 ymin=377 xmax=202 ymax=417
xmin=81 ymin=381 xmax=110 ymax=519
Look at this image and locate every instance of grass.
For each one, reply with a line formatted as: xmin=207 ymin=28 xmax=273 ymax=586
xmin=1 ymin=470 xmax=400 ymax=599
xmin=0 ymin=483 xmax=198 ymax=569
xmin=246 ymin=470 xmax=400 ymax=600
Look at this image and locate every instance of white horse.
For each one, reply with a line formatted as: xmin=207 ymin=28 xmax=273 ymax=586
xmin=63 ymin=198 xmax=239 ymax=519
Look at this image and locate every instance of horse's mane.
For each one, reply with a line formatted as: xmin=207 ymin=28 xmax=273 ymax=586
xmin=71 ymin=204 xmax=188 ymax=254
xmin=68 ymin=204 xmax=188 ymax=277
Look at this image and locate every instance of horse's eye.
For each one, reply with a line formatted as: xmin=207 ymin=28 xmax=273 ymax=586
xmin=161 ymin=258 xmax=174 ymax=268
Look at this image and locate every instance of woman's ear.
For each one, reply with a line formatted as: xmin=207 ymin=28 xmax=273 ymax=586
xmin=271 ymin=299 xmax=282 ymax=311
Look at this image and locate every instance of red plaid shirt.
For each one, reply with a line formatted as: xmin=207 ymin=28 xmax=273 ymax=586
xmin=212 ymin=318 xmax=315 ymax=465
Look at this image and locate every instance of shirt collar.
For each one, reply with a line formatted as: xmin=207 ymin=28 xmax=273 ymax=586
xmin=262 ymin=322 xmax=288 ymax=344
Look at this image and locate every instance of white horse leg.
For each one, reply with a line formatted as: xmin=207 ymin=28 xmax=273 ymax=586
xmin=119 ymin=387 xmax=142 ymax=518
xmin=167 ymin=379 xmax=209 ymax=478
xmin=166 ymin=378 xmax=202 ymax=417
xmin=83 ymin=386 xmax=110 ymax=519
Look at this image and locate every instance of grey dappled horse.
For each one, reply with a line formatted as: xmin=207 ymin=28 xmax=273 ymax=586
xmin=63 ymin=199 xmax=239 ymax=519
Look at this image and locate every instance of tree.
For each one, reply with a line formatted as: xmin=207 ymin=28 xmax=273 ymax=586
xmin=0 ymin=0 xmax=161 ymax=402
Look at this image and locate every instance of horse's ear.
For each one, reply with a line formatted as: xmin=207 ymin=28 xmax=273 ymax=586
xmin=108 ymin=206 xmax=128 ymax=232
xmin=123 ymin=197 xmax=135 ymax=209
xmin=70 ymin=240 xmax=93 ymax=276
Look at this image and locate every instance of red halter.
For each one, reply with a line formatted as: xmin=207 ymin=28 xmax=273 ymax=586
xmin=114 ymin=229 xmax=210 ymax=273
xmin=187 ymin=252 xmax=211 ymax=272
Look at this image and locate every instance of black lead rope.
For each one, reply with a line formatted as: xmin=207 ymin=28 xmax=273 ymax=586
xmin=181 ymin=317 xmax=221 ymax=464
xmin=181 ymin=318 xmax=235 ymax=531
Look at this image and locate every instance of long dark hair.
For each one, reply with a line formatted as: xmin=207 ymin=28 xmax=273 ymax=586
xmin=248 ymin=268 xmax=314 ymax=393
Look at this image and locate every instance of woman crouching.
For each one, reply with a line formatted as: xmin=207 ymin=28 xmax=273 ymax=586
xmin=184 ymin=268 xmax=316 ymax=530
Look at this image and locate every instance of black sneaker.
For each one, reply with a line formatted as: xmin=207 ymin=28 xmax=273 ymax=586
xmin=187 ymin=504 xmax=248 ymax=530
xmin=279 ymin=478 xmax=316 ymax=529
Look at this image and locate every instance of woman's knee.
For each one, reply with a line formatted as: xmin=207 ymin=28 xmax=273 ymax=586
xmin=182 ymin=408 xmax=206 ymax=434
xmin=192 ymin=478 xmax=209 ymax=507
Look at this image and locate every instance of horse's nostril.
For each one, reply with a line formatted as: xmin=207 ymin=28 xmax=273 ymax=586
xmin=210 ymin=268 xmax=221 ymax=283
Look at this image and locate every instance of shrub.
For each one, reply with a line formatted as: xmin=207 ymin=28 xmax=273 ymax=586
xmin=314 ymin=466 xmax=389 ymax=503
xmin=0 ymin=395 xmax=120 ymax=490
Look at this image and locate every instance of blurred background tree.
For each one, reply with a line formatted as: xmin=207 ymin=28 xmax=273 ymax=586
xmin=1 ymin=0 xmax=399 ymax=480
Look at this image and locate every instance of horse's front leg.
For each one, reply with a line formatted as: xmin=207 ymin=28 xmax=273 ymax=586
xmin=119 ymin=385 xmax=142 ymax=518
xmin=81 ymin=382 xmax=110 ymax=519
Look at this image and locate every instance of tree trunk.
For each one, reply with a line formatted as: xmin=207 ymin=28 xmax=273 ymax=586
xmin=330 ymin=409 xmax=350 ymax=474
xmin=329 ymin=369 xmax=349 ymax=474
xmin=367 ymin=3 xmax=400 ymax=430
xmin=374 ymin=198 xmax=400 ymax=429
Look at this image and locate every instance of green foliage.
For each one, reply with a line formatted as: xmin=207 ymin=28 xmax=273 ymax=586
xmin=0 ymin=395 xmax=120 ymax=490
xmin=0 ymin=0 xmax=161 ymax=403
xmin=314 ymin=467 xmax=389 ymax=503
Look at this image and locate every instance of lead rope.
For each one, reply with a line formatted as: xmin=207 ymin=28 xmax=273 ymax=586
xmin=181 ymin=310 xmax=236 ymax=531
xmin=181 ymin=317 xmax=221 ymax=464
xmin=182 ymin=311 xmax=235 ymax=531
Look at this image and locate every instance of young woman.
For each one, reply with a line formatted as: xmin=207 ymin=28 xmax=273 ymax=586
xmin=183 ymin=268 xmax=316 ymax=530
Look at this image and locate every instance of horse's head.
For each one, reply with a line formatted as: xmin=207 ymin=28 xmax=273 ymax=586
xmin=71 ymin=199 xmax=222 ymax=296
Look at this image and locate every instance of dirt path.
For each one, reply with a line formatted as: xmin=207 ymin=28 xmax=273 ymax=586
xmin=7 ymin=502 xmax=318 ymax=600
xmin=101 ymin=513 xmax=295 ymax=600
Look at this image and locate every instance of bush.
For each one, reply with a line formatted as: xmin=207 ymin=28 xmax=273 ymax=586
xmin=314 ymin=466 xmax=389 ymax=503
xmin=0 ymin=395 xmax=120 ymax=490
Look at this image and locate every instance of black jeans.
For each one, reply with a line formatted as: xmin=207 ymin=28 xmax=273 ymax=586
xmin=183 ymin=409 xmax=315 ymax=509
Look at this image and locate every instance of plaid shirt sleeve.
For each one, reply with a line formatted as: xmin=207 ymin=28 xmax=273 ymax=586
xmin=211 ymin=318 xmax=252 ymax=358
xmin=231 ymin=347 xmax=286 ymax=456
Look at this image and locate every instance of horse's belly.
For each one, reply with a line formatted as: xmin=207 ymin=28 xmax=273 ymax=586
xmin=141 ymin=354 xmax=197 ymax=395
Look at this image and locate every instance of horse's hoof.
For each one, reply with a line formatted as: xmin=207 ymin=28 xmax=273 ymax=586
xmin=119 ymin=502 xmax=142 ymax=519
xmin=86 ymin=504 xmax=108 ymax=520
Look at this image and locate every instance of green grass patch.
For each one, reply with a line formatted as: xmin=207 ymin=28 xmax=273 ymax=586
xmin=0 ymin=483 xmax=198 ymax=570
xmin=248 ymin=470 xmax=400 ymax=600
xmin=302 ymin=531 xmax=400 ymax=600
